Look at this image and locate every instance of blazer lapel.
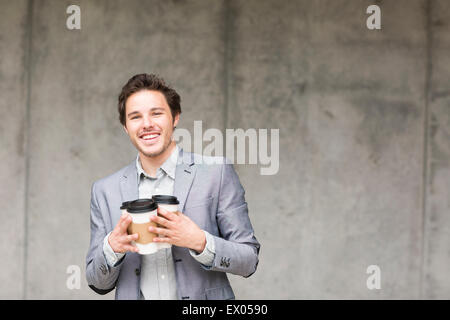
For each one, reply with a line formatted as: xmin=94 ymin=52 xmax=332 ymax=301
xmin=119 ymin=161 xmax=141 ymax=271
xmin=120 ymin=162 xmax=139 ymax=204
xmin=173 ymin=148 xmax=196 ymax=212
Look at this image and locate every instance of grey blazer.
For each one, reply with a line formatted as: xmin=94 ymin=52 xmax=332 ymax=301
xmin=85 ymin=148 xmax=260 ymax=300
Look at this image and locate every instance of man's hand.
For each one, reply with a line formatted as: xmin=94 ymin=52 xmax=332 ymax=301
xmin=108 ymin=213 xmax=140 ymax=254
xmin=149 ymin=207 xmax=206 ymax=253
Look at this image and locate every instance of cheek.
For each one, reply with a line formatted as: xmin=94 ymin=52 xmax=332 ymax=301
xmin=125 ymin=123 xmax=139 ymax=137
xmin=157 ymin=118 xmax=174 ymax=133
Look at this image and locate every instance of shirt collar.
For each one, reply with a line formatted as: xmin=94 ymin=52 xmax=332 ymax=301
xmin=135 ymin=144 xmax=178 ymax=181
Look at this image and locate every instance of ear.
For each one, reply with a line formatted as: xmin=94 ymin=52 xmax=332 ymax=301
xmin=123 ymin=125 xmax=129 ymax=135
xmin=173 ymin=113 xmax=180 ymax=128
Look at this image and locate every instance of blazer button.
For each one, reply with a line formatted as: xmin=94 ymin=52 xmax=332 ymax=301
xmin=100 ymin=265 xmax=107 ymax=275
xmin=135 ymin=268 xmax=140 ymax=276
xmin=220 ymin=257 xmax=230 ymax=268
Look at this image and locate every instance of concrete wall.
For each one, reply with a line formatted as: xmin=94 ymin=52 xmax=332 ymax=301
xmin=0 ymin=0 xmax=29 ymax=300
xmin=423 ymin=0 xmax=450 ymax=299
xmin=0 ymin=0 xmax=449 ymax=299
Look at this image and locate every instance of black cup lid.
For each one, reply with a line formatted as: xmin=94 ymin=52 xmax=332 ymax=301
xmin=120 ymin=201 xmax=133 ymax=210
xmin=127 ymin=198 xmax=157 ymax=213
xmin=152 ymin=195 xmax=180 ymax=205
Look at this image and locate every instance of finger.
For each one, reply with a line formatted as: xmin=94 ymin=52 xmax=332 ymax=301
xmin=124 ymin=233 xmax=139 ymax=242
xmin=112 ymin=215 xmax=126 ymax=236
xmin=124 ymin=244 xmax=139 ymax=253
xmin=114 ymin=213 xmax=126 ymax=230
xmin=150 ymin=215 xmax=171 ymax=228
xmin=157 ymin=207 xmax=177 ymax=221
xmin=119 ymin=215 xmax=132 ymax=234
xmin=149 ymin=226 xmax=171 ymax=237
xmin=153 ymin=237 xmax=172 ymax=244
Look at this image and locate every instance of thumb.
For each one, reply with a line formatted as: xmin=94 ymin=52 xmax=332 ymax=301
xmin=119 ymin=214 xmax=132 ymax=234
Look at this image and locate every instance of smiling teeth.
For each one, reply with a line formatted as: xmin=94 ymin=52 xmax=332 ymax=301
xmin=142 ymin=134 xmax=159 ymax=140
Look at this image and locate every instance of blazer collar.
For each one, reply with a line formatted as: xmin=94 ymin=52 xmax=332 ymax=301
xmin=120 ymin=147 xmax=196 ymax=212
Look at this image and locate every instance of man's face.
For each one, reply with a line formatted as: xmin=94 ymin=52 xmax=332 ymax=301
xmin=123 ymin=90 xmax=179 ymax=158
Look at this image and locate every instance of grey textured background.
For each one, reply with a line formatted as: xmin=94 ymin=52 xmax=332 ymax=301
xmin=0 ymin=0 xmax=449 ymax=299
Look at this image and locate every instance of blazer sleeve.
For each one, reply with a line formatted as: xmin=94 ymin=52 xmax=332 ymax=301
xmin=85 ymin=182 xmax=124 ymax=294
xmin=207 ymin=162 xmax=260 ymax=277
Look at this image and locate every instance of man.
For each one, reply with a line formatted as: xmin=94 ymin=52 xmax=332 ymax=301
xmin=85 ymin=73 xmax=260 ymax=300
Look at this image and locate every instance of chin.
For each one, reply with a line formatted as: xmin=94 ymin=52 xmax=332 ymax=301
xmin=141 ymin=147 xmax=164 ymax=158
xmin=143 ymin=151 xmax=164 ymax=158
xmin=140 ymin=142 xmax=171 ymax=158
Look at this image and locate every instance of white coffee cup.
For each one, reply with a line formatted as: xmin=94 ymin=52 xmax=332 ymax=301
xmin=152 ymin=195 xmax=180 ymax=250
xmin=126 ymin=199 xmax=159 ymax=255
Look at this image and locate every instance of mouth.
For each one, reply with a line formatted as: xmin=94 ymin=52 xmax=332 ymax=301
xmin=139 ymin=132 xmax=161 ymax=144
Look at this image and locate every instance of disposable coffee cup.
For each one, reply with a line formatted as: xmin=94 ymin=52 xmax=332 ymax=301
xmin=152 ymin=195 xmax=180 ymax=249
xmin=120 ymin=201 xmax=132 ymax=216
xmin=152 ymin=195 xmax=180 ymax=212
xmin=126 ymin=199 xmax=159 ymax=255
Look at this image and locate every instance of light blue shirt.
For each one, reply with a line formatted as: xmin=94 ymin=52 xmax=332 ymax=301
xmin=102 ymin=145 xmax=216 ymax=299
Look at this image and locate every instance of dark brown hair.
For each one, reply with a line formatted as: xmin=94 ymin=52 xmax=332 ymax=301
xmin=118 ymin=73 xmax=181 ymax=126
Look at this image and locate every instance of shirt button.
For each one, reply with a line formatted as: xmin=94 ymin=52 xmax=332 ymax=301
xmin=161 ymin=274 xmax=165 ymax=280
xmin=155 ymin=188 xmax=159 ymax=192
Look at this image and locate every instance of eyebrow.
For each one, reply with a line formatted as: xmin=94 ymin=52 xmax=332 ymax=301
xmin=127 ymin=107 xmax=165 ymax=118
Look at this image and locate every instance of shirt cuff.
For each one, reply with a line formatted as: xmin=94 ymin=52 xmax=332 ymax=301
xmin=189 ymin=230 xmax=215 ymax=267
xmin=103 ymin=232 xmax=126 ymax=267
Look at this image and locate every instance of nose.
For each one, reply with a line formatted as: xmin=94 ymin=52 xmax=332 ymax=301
xmin=142 ymin=115 xmax=154 ymax=129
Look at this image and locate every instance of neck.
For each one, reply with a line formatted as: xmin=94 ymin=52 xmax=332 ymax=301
xmin=139 ymin=141 xmax=176 ymax=177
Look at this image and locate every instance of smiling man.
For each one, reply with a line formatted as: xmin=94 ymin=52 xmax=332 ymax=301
xmin=85 ymin=73 xmax=260 ymax=300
